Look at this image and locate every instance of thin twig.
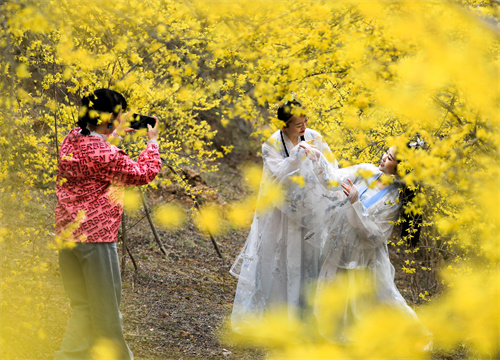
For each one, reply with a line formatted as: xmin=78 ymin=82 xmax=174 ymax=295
xmin=433 ymin=95 xmax=464 ymax=126
xmin=165 ymin=163 xmax=223 ymax=259
xmin=140 ymin=190 xmax=168 ymax=256
xmin=121 ymin=212 xmax=138 ymax=271
xmin=125 ymin=242 xmax=138 ymax=271
xmin=53 ymin=87 xmax=59 ymax=157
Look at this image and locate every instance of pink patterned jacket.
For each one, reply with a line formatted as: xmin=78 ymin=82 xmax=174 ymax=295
xmin=55 ymin=128 xmax=161 ymax=243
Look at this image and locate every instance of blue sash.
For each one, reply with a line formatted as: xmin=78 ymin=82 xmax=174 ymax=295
xmin=358 ymin=173 xmax=398 ymax=208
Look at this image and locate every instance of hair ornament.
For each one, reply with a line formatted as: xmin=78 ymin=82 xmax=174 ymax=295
xmin=408 ymin=136 xmax=426 ymax=149
xmin=282 ymin=92 xmax=297 ymax=106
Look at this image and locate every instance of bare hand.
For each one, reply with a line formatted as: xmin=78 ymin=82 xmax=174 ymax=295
xmin=299 ymin=143 xmax=320 ymax=161
xmin=147 ymin=116 xmax=159 ymax=141
xmin=341 ymin=179 xmax=359 ymax=204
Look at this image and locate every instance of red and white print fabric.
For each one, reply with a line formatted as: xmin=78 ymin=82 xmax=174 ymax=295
xmin=55 ymin=128 xmax=161 ymax=243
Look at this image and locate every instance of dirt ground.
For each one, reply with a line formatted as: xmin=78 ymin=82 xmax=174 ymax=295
xmin=119 ymin=223 xmax=262 ymax=360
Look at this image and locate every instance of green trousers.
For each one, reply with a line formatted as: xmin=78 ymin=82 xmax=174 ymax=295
xmin=54 ymin=242 xmax=133 ymax=360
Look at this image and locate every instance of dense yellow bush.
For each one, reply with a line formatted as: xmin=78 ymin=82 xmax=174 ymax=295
xmin=0 ymin=0 xmax=498 ymax=358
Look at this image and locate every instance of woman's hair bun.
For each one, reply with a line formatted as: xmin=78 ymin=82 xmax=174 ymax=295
xmin=277 ymin=99 xmax=302 ymax=123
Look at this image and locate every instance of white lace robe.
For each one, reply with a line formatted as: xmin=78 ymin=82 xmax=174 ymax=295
xmin=314 ymin=163 xmax=419 ymax=342
xmin=230 ymin=128 xmax=336 ymax=330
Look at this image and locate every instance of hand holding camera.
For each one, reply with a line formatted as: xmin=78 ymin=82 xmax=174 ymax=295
xmin=130 ymin=114 xmax=158 ymax=141
xmin=130 ymin=114 xmax=156 ymax=130
xmin=113 ymin=113 xmax=159 ymax=141
xmin=145 ymin=116 xmax=159 ymax=141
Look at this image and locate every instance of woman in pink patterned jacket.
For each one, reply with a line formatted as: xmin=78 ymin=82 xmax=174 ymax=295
xmin=54 ymin=89 xmax=161 ymax=360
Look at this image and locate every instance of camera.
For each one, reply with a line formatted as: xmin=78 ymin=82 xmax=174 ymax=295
xmin=130 ymin=114 xmax=156 ymax=129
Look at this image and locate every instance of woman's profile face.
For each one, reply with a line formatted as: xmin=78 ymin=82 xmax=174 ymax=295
xmin=283 ymin=115 xmax=308 ymax=139
xmin=379 ymin=146 xmax=398 ymax=175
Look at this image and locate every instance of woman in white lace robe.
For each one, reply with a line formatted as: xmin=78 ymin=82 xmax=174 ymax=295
xmin=314 ymin=146 xmax=421 ymax=342
xmin=230 ymin=101 xmax=337 ymax=331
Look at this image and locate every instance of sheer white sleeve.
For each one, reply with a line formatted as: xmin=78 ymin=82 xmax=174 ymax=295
xmin=345 ymin=190 xmax=402 ymax=248
xmin=261 ymin=137 xmax=304 ymax=180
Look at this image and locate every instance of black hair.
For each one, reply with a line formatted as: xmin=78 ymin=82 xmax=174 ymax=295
xmin=399 ymin=185 xmax=422 ymax=247
xmin=277 ymin=100 xmax=302 ymax=125
xmin=397 ymin=138 xmax=427 ymax=247
xmin=78 ymin=89 xmax=128 ymax=135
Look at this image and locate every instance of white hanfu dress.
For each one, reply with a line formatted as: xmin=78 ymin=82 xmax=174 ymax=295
xmin=315 ymin=163 xmax=419 ymax=341
xmin=230 ymin=128 xmax=336 ymax=331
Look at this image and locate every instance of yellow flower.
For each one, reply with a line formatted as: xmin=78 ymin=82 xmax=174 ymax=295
xmin=123 ymin=189 xmax=142 ymax=213
xmin=194 ymin=203 xmax=222 ymax=235
xmin=93 ymin=338 xmax=120 ymax=360
xmin=256 ymin=180 xmax=284 ymax=214
xmin=227 ymin=200 xmax=255 ymax=228
xmin=154 ymin=203 xmax=186 ymax=229
xmin=15 ymin=63 xmax=30 ymax=79
xmin=356 ymin=168 xmax=375 ymax=180
xmin=289 ymin=174 xmax=305 ymax=187
xmin=242 ymin=163 xmax=262 ymax=191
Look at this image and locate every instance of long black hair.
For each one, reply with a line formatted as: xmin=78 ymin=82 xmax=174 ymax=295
xmin=399 ymin=185 xmax=422 ymax=247
xmin=397 ymin=138 xmax=427 ymax=247
xmin=78 ymin=89 xmax=128 ymax=135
